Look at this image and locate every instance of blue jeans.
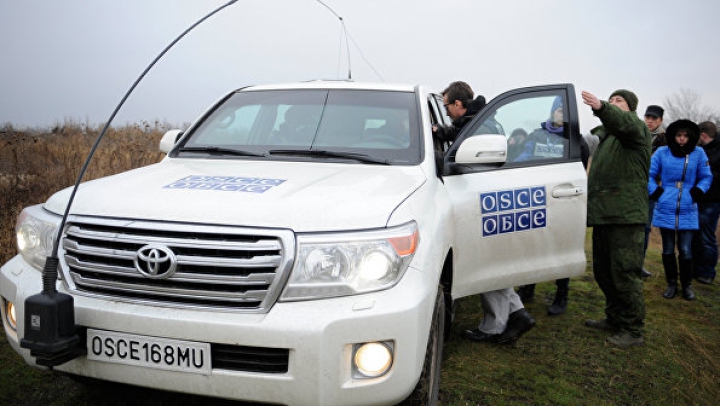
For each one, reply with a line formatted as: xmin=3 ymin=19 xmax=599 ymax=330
xmin=692 ymin=202 xmax=720 ymax=280
xmin=660 ymin=228 xmax=694 ymax=259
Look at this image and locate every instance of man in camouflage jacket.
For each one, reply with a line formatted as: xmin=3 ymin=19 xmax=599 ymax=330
xmin=582 ymin=89 xmax=651 ymax=348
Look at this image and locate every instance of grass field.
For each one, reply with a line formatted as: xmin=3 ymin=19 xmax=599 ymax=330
xmin=1 ymin=124 xmax=719 ymax=405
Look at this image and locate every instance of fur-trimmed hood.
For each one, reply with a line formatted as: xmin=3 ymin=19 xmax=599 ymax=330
xmin=666 ymin=119 xmax=700 ymax=157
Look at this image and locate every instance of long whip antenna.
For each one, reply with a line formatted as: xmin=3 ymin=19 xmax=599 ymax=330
xmin=51 ymin=0 xmax=239 ymax=259
xmin=20 ymin=0 xmax=240 ymax=368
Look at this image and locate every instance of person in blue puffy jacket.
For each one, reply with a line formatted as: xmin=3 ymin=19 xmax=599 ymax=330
xmin=648 ymin=119 xmax=713 ymax=300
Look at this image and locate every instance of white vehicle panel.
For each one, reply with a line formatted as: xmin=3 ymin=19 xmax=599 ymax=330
xmin=43 ymin=161 xmax=426 ymax=232
xmin=446 ymin=162 xmax=587 ymax=298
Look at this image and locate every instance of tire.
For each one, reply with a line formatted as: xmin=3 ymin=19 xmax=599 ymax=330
xmin=443 ymin=284 xmax=455 ymax=343
xmin=402 ymin=285 xmax=445 ymax=406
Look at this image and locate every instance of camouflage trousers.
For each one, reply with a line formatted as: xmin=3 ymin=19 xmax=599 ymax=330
xmin=592 ymin=225 xmax=646 ymax=337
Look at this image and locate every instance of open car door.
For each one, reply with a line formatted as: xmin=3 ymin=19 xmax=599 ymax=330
xmin=442 ymin=84 xmax=587 ymax=299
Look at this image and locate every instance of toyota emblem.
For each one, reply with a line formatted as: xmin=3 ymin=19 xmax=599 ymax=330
xmin=134 ymin=244 xmax=177 ymax=279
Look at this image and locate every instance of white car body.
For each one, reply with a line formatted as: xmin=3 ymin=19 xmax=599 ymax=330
xmin=1 ymin=81 xmax=587 ymax=405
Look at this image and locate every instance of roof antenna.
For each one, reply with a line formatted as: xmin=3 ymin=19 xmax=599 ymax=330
xmin=19 ymin=0 xmax=240 ymax=368
xmin=316 ymin=0 xmax=351 ymax=80
xmin=316 ymin=0 xmax=384 ymax=82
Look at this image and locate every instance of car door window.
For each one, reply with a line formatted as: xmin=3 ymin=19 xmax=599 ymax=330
xmin=464 ymin=92 xmax=577 ymax=168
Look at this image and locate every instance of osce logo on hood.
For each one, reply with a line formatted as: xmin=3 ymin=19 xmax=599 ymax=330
xmin=164 ymin=175 xmax=286 ymax=193
xmin=480 ymin=186 xmax=547 ymax=237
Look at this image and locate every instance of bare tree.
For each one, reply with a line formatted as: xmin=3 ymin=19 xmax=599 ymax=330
xmin=663 ymin=88 xmax=720 ymax=124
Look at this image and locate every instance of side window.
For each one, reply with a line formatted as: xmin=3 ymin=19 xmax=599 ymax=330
xmin=471 ymin=94 xmax=568 ymax=164
xmin=428 ymin=94 xmax=452 ymax=153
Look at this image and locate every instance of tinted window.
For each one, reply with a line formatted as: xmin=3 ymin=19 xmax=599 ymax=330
xmin=180 ymin=89 xmax=421 ymax=165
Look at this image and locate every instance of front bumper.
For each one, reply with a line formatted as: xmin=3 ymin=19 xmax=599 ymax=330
xmin=1 ymin=255 xmax=435 ymax=406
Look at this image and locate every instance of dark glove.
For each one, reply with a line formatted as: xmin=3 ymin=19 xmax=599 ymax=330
xmin=649 ymin=187 xmax=664 ymax=201
xmin=690 ymin=186 xmax=705 ymax=203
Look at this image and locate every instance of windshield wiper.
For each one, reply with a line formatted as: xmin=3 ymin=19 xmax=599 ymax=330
xmin=268 ymin=149 xmax=390 ymax=165
xmin=178 ymin=146 xmax=265 ymax=157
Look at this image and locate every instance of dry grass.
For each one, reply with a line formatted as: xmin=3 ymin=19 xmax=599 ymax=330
xmin=1 ymin=122 xmax=719 ymax=405
xmin=0 ymin=121 xmax=166 ymax=264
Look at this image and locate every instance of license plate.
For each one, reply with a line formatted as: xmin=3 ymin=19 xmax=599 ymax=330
xmin=87 ymin=329 xmax=211 ymax=375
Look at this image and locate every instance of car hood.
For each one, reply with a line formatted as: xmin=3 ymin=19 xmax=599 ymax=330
xmin=44 ymin=159 xmax=426 ymax=232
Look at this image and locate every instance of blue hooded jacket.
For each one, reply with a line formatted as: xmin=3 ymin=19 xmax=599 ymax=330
xmin=649 ymin=120 xmax=713 ymax=230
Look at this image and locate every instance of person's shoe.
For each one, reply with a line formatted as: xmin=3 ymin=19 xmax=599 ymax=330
xmin=463 ymin=328 xmax=498 ymax=343
xmin=640 ymin=267 xmax=652 ymax=278
xmin=662 ymin=284 xmax=677 ymax=299
xmin=682 ymin=285 xmax=696 ymax=301
xmin=516 ymin=285 xmax=535 ymax=303
xmin=696 ymin=276 xmax=714 ymax=285
xmin=547 ymin=289 xmax=568 ymax=316
xmin=584 ymin=319 xmax=620 ymax=332
xmin=606 ymin=331 xmax=644 ymax=348
xmin=495 ymin=309 xmax=536 ymax=344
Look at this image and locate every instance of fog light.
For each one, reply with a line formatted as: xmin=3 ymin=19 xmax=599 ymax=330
xmin=5 ymin=300 xmax=17 ymax=331
xmin=353 ymin=342 xmax=393 ymax=378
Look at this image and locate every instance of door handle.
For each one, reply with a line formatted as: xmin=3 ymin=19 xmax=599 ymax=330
xmin=552 ymin=186 xmax=584 ymax=198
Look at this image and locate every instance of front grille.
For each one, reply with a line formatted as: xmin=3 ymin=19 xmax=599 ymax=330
xmin=61 ymin=217 xmax=294 ymax=312
xmin=212 ymin=344 xmax=289 ymax=373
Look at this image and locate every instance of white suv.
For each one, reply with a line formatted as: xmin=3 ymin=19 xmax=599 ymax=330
xmin=1 ymin=80 xmax=587 ymax=405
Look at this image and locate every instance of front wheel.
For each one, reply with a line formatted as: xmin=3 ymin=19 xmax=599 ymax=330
xmin=401 ymin=285 xmax=445 ymax=405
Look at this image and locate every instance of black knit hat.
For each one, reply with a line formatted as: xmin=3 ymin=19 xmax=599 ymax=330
xmin=609 ymin=89 xmax=639 ymax=112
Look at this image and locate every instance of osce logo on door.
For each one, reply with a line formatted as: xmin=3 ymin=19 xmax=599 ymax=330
xmin=480 ymin=186 xmax=546 ymax=237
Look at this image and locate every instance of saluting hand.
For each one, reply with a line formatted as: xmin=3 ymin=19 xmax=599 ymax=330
xmin=581 ymin=91 xmax=602 ymax=111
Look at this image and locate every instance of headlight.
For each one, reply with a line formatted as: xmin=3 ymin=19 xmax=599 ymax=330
xmin=280 ymin=222 xmax=419 ymax=301
xmin=15 ymin=204 xmax=61 ymax=270
xmin=3 ymin=299 xmax=18 ymax=331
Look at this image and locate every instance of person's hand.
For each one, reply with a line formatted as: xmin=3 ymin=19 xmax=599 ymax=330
xmin=582 ymin=91 xmax=602 ymax=111
xmin=690 ymin=186 xmax=705 ymax=203
xmin=649 ymin=186 xmax=664 ymax=201
xmin=432 ymin=124 xmax=446 ymax=141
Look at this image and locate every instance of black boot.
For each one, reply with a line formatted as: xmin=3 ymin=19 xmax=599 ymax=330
xmin=662 ymin=254 xmax=678 ymax=299
xmin=679 ymin=257 xmax=696 ymax=301
xmin=516 ymin=284 xmax=535 ymax=303
xmin=548 ymin=278 xmax=569 ymax=316
xmin=496 ymin=309 xmax=536 ymax=344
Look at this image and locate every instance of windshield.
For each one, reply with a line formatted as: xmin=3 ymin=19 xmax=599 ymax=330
xmin=177 ymin=89 xmax=422 ymax=165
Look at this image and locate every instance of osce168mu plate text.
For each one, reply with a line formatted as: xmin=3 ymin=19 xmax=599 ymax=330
xmin=87 ymin=329 xmax=211 ymax=375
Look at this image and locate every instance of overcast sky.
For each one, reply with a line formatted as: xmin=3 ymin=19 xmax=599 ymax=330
xmin=2 ymin=0 xmax=719 ymax=133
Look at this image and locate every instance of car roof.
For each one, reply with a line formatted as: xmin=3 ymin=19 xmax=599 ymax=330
xmin=238 ymin=80 xmax=419 ymax=93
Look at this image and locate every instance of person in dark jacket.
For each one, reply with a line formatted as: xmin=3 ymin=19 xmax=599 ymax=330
xmin=649 ymin=119 xmax=712 ymax=300
xmin=435 ymin=81 xmax=536 ymax=345
xmin=433 ymin=81 xmax=487 ymax=144
xmin=641 ymin=104 xmax=667 ymax=278
xmin=692 ymin=121 xmax=720 ymax=284
xmin=581 ymin=89 xmax=650 ymax=348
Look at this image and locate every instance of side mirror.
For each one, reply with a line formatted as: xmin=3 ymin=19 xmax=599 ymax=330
xmin=159 ymin=130 xmax=184 ymax=154
xmin=456 ymin=134 xmax=508 ymax=164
